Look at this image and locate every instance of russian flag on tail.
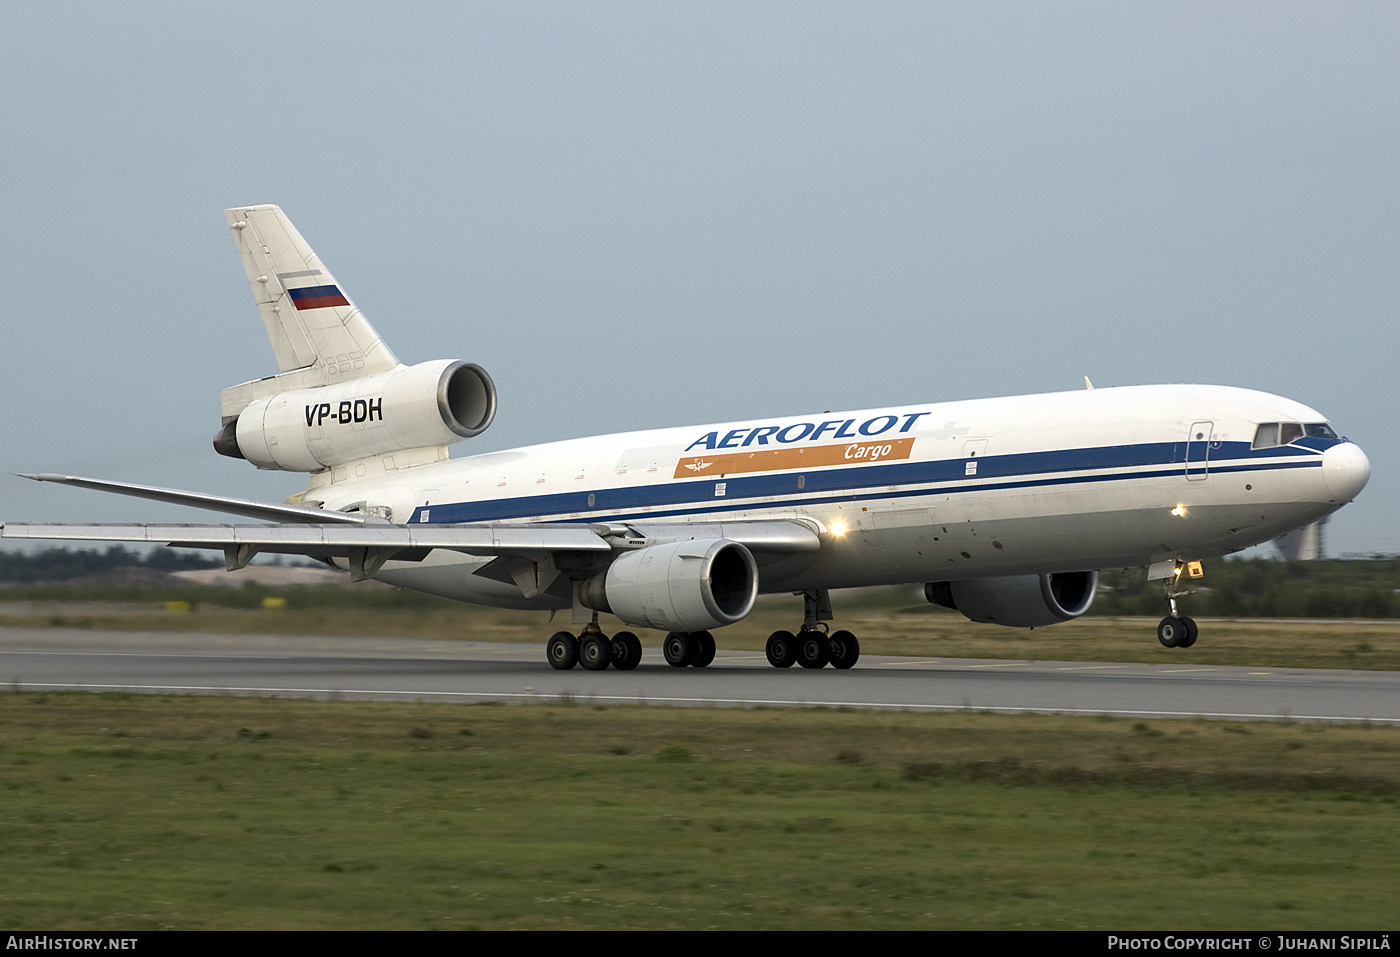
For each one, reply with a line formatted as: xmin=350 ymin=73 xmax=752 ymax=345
xmin=287 ymin=284 xmax=350 ymax=310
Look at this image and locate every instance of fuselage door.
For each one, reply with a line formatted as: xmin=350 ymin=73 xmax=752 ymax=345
xmin=1185 ymin=421 xmax=1213 ymax=481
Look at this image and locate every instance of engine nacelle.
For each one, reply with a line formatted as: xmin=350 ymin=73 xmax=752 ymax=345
xmin=925 ymin=571 xmax=1098 ymax=628
xmin=214 ymin=360 xmax=496 ymax=472
xmin=582 ymin=539 xmax=759 ymax=632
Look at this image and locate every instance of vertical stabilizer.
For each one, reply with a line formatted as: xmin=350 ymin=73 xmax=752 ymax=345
xmin=221 ymin=206 xmax=400 ymax=417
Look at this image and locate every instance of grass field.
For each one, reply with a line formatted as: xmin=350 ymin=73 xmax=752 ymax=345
xmin=4 ymin=585 xmax=1397 ymax=929
xmin=2 ymin=692 xmax=1398 ymax=930
xmin=5 ymin=589 xmax=1400 ymax=671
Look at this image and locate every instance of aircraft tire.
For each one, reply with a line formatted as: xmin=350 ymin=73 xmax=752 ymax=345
xmin=692 ymin=631 xmax=717 ymax=668
xmin=1178 ymin=617 xmax=1199 ymax=648
xmin=611 ymin=632 xmax=643 ymax=671
xmin=579 ymin=634 xmax=613 ymax=671
xmin=1156 ymin=617 xmax=1184 ymax=648
xmin=766 ymin=631 xmax=797 ymax=668
xmin=663 ymin=632 xmax=698 ymax=668
xmin=829 ymin=630 xmax=860 ymax=669
xmin=796 ymin=630 xmax=832 ymax=669
xmin=547 ymin=631 xmax=579 ymax=670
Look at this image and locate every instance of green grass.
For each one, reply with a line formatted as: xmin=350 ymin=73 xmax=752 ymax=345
xmin=2 ymin=693 xmax=1397 ymax=929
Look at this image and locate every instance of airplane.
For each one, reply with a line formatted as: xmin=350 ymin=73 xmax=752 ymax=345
xmin=2 ymin=205 xmax=1372 ymax=671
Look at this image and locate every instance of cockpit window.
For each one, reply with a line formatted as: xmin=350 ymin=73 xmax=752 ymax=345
xmin=1253 ymin=421 xmax=1335 ymax=449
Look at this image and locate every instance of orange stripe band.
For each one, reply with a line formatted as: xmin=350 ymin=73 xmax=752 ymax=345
xmin=673 ymin=438 xmax=915 ymax=479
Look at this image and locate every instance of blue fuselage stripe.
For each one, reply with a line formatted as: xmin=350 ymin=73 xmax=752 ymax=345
xmin=410 ymin=439 xmax=1330 ymax=525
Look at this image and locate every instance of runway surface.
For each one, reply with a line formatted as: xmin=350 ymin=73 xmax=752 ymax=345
xmin=3 ymin=626 xmax=1398 ymax=724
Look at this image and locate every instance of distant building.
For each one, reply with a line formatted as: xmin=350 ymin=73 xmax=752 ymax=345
xmin=1274 ymin=517 xmax=1328 ymax=561
xmin=170 ymin=565 xmax=349 ymax=587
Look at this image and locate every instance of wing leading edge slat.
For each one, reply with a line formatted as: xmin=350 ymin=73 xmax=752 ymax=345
xmin=0 ymin=523 xmax=614 ymax=555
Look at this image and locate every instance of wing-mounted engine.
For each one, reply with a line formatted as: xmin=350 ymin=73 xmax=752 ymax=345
xmin=925 ymin=571 xmax=1098 ymax=628
xmin=214 ymin=359 xmax=496 ymax=472
xmin=579 ymin=538 xmax=759 ymax=632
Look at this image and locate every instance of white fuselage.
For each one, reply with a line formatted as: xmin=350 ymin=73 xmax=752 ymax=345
xmin=300 ymin=383 xmax=1369 ymax=612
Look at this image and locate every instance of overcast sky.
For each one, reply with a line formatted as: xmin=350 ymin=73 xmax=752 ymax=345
xmin=1 ymin=2 xmax=1395 ymax=558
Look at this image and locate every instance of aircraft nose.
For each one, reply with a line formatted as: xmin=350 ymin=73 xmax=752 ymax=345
xmin=1322 ymin=441 xmax=1370 ymax=502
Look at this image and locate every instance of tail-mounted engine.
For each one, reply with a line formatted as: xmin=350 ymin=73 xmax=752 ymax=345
xmin=214 ymin=359 xmax=496 ymax=472
xmin=925 ymin=571 xmax=1098 ymax=628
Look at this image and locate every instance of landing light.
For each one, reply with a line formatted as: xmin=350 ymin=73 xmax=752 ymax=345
xmin=830 ymin=520 xmax=848 ymax=536
xmin=1170 ymin=506 xmax=1186 ymax=517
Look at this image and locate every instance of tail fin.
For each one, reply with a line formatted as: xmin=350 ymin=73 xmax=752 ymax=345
xmin=220 ymin=205 xmax=400 ymax=418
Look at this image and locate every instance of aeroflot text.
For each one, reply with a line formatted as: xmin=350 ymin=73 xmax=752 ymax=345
xmin=685 ymin=413 xmax=931 ymax=452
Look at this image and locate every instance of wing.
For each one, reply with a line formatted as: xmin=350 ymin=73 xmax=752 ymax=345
xmin=6 ymin=472 xmax=821 ymax=589
xmin=0 ymin=521 xmax=611 ymax=581
xmin=14 ymin=473 xmax=369 ymax=525
xmin=1 ymin=519 xmax=820 ymax=584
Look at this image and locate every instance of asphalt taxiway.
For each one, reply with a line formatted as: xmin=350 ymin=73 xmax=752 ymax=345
xmin=3 ymin=626 xmax=1398 ymax=724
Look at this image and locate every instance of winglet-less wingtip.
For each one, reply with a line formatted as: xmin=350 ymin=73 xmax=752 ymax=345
xmin=10 ymin=472 xmax=368 ymax=525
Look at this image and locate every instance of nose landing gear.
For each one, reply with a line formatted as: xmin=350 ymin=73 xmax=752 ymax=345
xmin=1157 ymin=562 xmax=1200 ymax=649
xmin=1156 ymin=615 xmax=1198 ymax=648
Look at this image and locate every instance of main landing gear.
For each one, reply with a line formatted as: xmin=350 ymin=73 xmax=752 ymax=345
xmin=1156 ymin=565 xmax=1199 ymax=649
xmin=546 ymin=619 xmax=643 ymax=671
xmin=662 ymin=630 xmax=717 ymax=668
xmin=764 ymin=588 xmax=860 ymax=670
xmin=543 ymin=591 xmax=866 ymax=672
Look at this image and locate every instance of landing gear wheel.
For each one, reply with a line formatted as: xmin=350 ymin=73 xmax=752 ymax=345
xmin=547 ymin=631 xmax=579 ymax=670
xmin=828 ymin=630 xmax=860 ymax=669
xmin=1157 ymin=617 xmax=1185 ymax=648
xmin=796 ymin=630 xmax=832 ymax=669
xmin=663 ymin=632 xmax=698 ymax=668
xmin=1178 ymin=617 xmax=1199 ymax=648
xmin=611 ymin=632 xmax=643 ymax=671
xmin=579 ymin=633 xmax=613 ymax=671
xmin=692 ymin=631 xmax=717 ymax=668
xmin=765 ymin=630 xmax=797 ymax=668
